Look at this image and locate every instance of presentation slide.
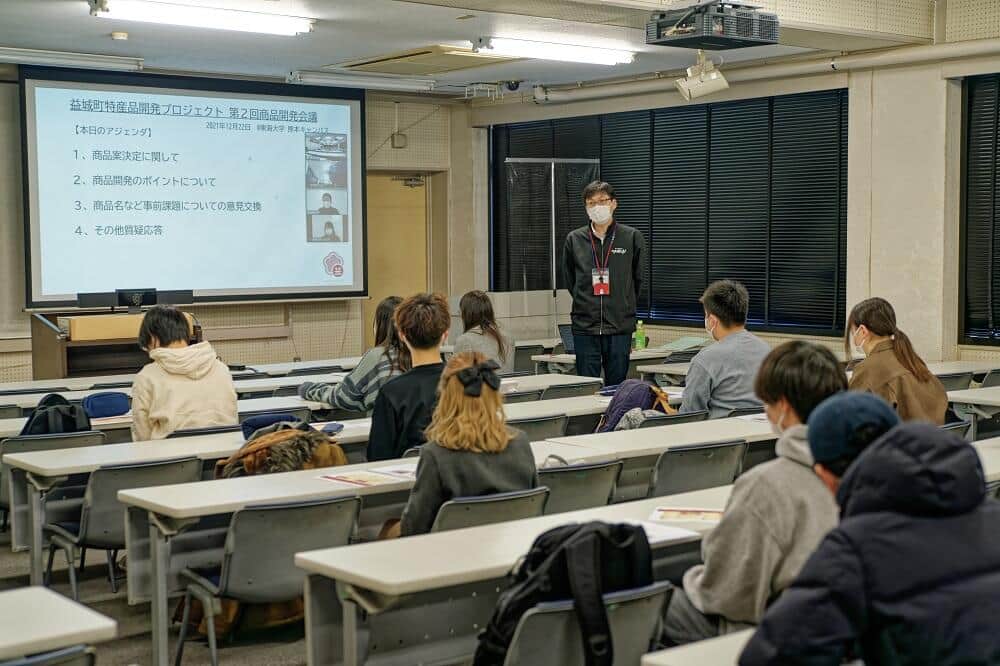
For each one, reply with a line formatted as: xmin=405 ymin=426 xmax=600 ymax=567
xmin=22 ymin=75 xmax=366 ymax=306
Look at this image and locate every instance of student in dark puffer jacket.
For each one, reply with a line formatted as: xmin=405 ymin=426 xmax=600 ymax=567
xmin=741 ymin=392 xmax=1000 ymax=666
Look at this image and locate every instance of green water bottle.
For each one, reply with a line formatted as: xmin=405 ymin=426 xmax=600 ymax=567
xmin=635 ymin=320 xmax=647 ymax=350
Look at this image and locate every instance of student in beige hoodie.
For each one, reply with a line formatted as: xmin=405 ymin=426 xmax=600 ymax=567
xmin=662 ymin=341 xmax=847 ymax=645
xmin=131 ymin=306 xmax=238 ymax=441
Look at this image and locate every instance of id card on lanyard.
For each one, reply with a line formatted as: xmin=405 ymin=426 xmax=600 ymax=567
xmin=590 ymin=225 xmax=616 ymax=296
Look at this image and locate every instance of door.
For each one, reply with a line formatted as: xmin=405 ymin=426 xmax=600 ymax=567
xmin=364 ymin=174 xmax=428 ymax=348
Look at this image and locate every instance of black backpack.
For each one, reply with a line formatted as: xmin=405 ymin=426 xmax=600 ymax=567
xmin=19 ymin=393 xmax=92 ymax=436
xmin=473 ymin=521 xmax=653 ymax=666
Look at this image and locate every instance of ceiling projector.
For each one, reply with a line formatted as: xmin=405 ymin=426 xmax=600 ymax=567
xmin=647 ymin=0 xmax=779 ymax=50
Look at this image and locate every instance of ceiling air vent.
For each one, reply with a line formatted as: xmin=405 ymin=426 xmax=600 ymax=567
xmin=331 ymin=45 xmax=516 ymax=76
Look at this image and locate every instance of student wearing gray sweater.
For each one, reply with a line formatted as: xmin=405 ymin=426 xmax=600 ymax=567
xmin=679 ymin=280 xmax=771 ymax=419
xmin=400 ymin=352 xmax=539 ymax=536
xmin=663 ymin=341 xmax=847 ymax=644
xmin=452 ymin=291 xmax=513 ymax=374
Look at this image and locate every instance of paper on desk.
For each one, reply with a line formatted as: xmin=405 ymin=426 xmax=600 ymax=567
xmin=319 ymin=470 xmax=403 ymax=487
xmin=657 ymin=336 xmax=711 ymax=352
xmin=737 ymin=413 xmax=769 ymax=423
xmin=371 ymin=461 xmax=418 ymax=479
xmin=90 ymin=412 xmax=133 ymax=425
xmin=648 ymin=507 xmax=724 ymax=523
xmin=626 ymin=521 xmax=699 ymax=545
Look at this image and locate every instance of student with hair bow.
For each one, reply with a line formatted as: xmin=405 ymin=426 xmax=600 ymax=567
xmin=399 ymin=351 xmax=540 ymax=536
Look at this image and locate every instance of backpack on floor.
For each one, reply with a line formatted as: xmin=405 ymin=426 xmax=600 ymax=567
xmin=596 ymin=380 xmax=672 ymax=432
xmin=19 ymin=393 xmax=92 ymax=436
xmin=473 ymin=521 xmax=653 ymax=666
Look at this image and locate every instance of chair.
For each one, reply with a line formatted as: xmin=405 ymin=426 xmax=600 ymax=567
xmin=91 ymin=381 xmax=132 ymax=390
xmin=637 ymin=410 xmax=709 ymax=429
xmin=324 ymin=408 xmax=369 ymax=422
xmin=287 ymin=366 xmax=344 ymax=376
xmin=647 ymin=439 xmax=747 ymax=498
xmin=431 ymin=487 xmax=549 ymax=533
xmin=0 ymin=404 xmax=20 ymax=419
xmin=508 ymin=415 xmax=569 ymax=441
xmin=271 ymin=385 xmax=299 ymax=397
xmin=4 ymin=645 xmax=96 ymax=666
xmin=174 ymin=496 xmax=361 ymax=666
xmin=741 ymin=438 xmax=778 ymax=475
xmin=504 ymin=389 xmax=543 ymax=404
xmin=540 ymin=381 xmax=601 ymax=400
xmin=0 ymin=387 xmax=70 ymax=397
xmin=499 ymin=370 xmax=533 ymax=379
xmin=557 ymin=324 xmax=575 ymax=354
xmin=981 ymin=370 xmax=1000 ymax=388
xmin=538 ymin=460 xmax=623 ymax=514
xmin=238 ymin=407 xmax=313 ymax=427
xmin=937 ymin=372 xmax=974 ymax=391
xmin=0 ymin=432 xmax=107 ymax=531
xmin=727 ymin=407 xmax=765 ymax=418
xmin=402 ymin=447 xmax=421 ymax=458
xmin=44 ymin=457 xmax=203 ymax=600
xmin=941 ymin=420 xmax=973 ymax=440
xmin=501 ymin=582 xmax=672 ymax=666
xmin=166 ymin=425 xmax=242 ymax=439
xmin=514 ymin=345 xmax=545 ymax=374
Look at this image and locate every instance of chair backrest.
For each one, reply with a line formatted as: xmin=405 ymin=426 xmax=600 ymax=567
xmin=648 ymin=439 xmax=747 ymax=497
xmin=91 ymin=381 xmax=132 ymax=390
xmin=540 ymin=382 xmax=601 ymax=400
xmin=499 ymin=371 xmax=533 ymax=379
xmin=0 ymin=404 xmax=21 ymax=419
xmin=271 ymin=386 xmax=299 ymax=397
xmin=727 ymin=407 xmax=765 ymax=418
xmin=538 ymin=460 xmax=623 ymax=514
xmin=940 ymin=420 xmax=972 ymax=440
xmin=78 ymin=457 xmax=203 ymax=548
xmin=936 ymin=372 xmax=974 ymax=392
xmin=287 ymin=366 xmax=344 ymax=376
xmin=504 ymin=389 xmax=543 ymax=404
xmin=514 ymin=345 xmax=545 ymax=373
xmin=501 ymin=582 xmax=672 ymax=666
xmin=740 ymin=438 xmax=778 ymax=475
xmin=663 ymin=349 xmax=701 ymax=364
xmin=508 ymin=415 xmax=569 ymax=441
xmin=557 ymin=324 xmax=575 ymax=354
xmin=3 ymin=645 xmax=96 ymax=666
xmin=637 ymin=410 xmax=709 ymax=429
xmin=0 ymin=431 xmax=107 ymax=509
xmin=431 ymin=487 xmax=549 ymax=533
xmin=220 ymin=496 xmax=361 ymax=602
xmin=325 ymin=408 xmax=369 ymax=422
xmin=0 ymin=387 xmax=70 ymax=397
xmin=982 ymin=370 xmax=1000 ymax=389
xmin=402 ymin=447 xmax=421 ymax=458
xmin=166 ymin=424 xmax=243 ymax=439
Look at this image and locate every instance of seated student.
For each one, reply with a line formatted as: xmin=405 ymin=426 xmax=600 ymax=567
xmin=846 ymin=297 xmax=947 ymax=423
xmin=663 ymin=341 xmax=845 ymax=644
xmin=367 ymin=292 xmax=449 ymax=461
xmin=679 ymin=280 xmax=771 ymax=419
xmin=453 ymin=290 xmax=512 ymax=373
xmin=741 ymin=392 xmax=1000 ymax=666
xmin=131 ymin=305 xmax=238 ymax=441
xmin=298 ymin=296 xmax=410 ymax=413
xmin=399 ymin=352 xmax=539 ymax=536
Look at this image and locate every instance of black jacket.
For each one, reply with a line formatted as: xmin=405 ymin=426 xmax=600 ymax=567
xmin=741 ymin=423 xmax=1000 ymax=666
xmin=561 ymin=223 xmax=645 ymax=336
xmin=367 ymin=363 xmax=444 ymax=462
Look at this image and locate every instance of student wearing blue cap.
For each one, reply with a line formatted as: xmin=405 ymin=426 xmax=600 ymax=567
xmin=741 ymin=392 xmax=1000 ymax=666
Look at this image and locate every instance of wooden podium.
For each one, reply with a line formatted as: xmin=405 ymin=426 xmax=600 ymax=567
xmin=30 ymin=312 xmax=199 ymax=380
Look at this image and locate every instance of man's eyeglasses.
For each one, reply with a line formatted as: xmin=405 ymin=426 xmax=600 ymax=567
xmin=586 ymin=198 xmax=614 ymax=206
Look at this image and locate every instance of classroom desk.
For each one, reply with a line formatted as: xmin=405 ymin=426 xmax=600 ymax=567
xmin=641 ymin=629 xmax=752 ymax=666
xmin=948 ymin=386 xmax=1000 ymax=439
xmin=638 ymin=362 xmax=693 ymax=386
xmin=253 ymin=357 xmax=363 ymax=376
xmin=118 ymin=439 xmax=601 ymax=666
xmin=0 ymin=587 xmax=117 ymax=661
xmin=441 ymin=338 xmax=562 ymax=355
xmin=532 ymin=349 xmax=672 ymax=371
xmin=296 ymin=486 xmax=731 ymax=666
xmin=0 ymin=368 xmax=258 ymax=396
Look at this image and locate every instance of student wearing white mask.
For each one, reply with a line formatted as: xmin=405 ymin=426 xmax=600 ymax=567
xmin=846 ymin=297 xmax=947 ymax=423
xmin=661 ymin=341 xmax=846 ymax=646
xmin=561 ymin=181 xmax=646 ymax=386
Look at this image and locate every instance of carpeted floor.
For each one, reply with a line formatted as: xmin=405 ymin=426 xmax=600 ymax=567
xmin=0 ymin=529 xmax=309 ymax=665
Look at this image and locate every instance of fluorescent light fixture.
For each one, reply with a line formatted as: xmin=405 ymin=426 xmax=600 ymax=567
xmin=288 ymin=71 xmax=437 ymax=92
xmin=474 ymin=37 xmax=635 ymax=66
xmin=90 ymin=0 xmax=314 ymax=36
xmin=675 ymin=49 xmax=729 ymax=101
xmin=0 ymin=46 xmax=143 ymax=71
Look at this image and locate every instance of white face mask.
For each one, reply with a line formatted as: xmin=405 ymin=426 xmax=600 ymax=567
xmin=851 ymin=327 xmax=867 ymax=360
xmin=587 ymin=205 xmax=613 ymax=225
xmin=704 ymin=316 xmax=717 ymax=341
xmin=771 ymin=407 xmax=787 ymax=436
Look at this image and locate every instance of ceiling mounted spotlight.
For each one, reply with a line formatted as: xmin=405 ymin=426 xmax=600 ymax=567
xmin=675 ymin=49 xmax=729 ymax=101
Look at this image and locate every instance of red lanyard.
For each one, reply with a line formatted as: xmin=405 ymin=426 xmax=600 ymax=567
xmin=589 ymin=224 xmax=616 ymax=270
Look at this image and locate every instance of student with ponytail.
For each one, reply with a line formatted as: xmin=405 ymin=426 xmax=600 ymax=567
xmin=845 ymin=297 xmax=947 ymax=424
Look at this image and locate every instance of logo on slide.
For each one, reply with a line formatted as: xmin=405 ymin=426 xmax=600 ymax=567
xmin=324 ymin=252 xmax=345 ymax=278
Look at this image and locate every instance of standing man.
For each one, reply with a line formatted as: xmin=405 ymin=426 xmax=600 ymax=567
xmin=562 ymin=181 xmax=646 ymax=387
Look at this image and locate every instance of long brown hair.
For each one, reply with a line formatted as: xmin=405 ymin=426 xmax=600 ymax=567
xmin=846 ymin=297 xmax=933 ymax=383
xmin=374 ymin=296 xmax=411 ymax=373
xmin=425 ymin=352 xmax=512 ymax=453
xmin=460 ymin=290 xmax=509 ymax=363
